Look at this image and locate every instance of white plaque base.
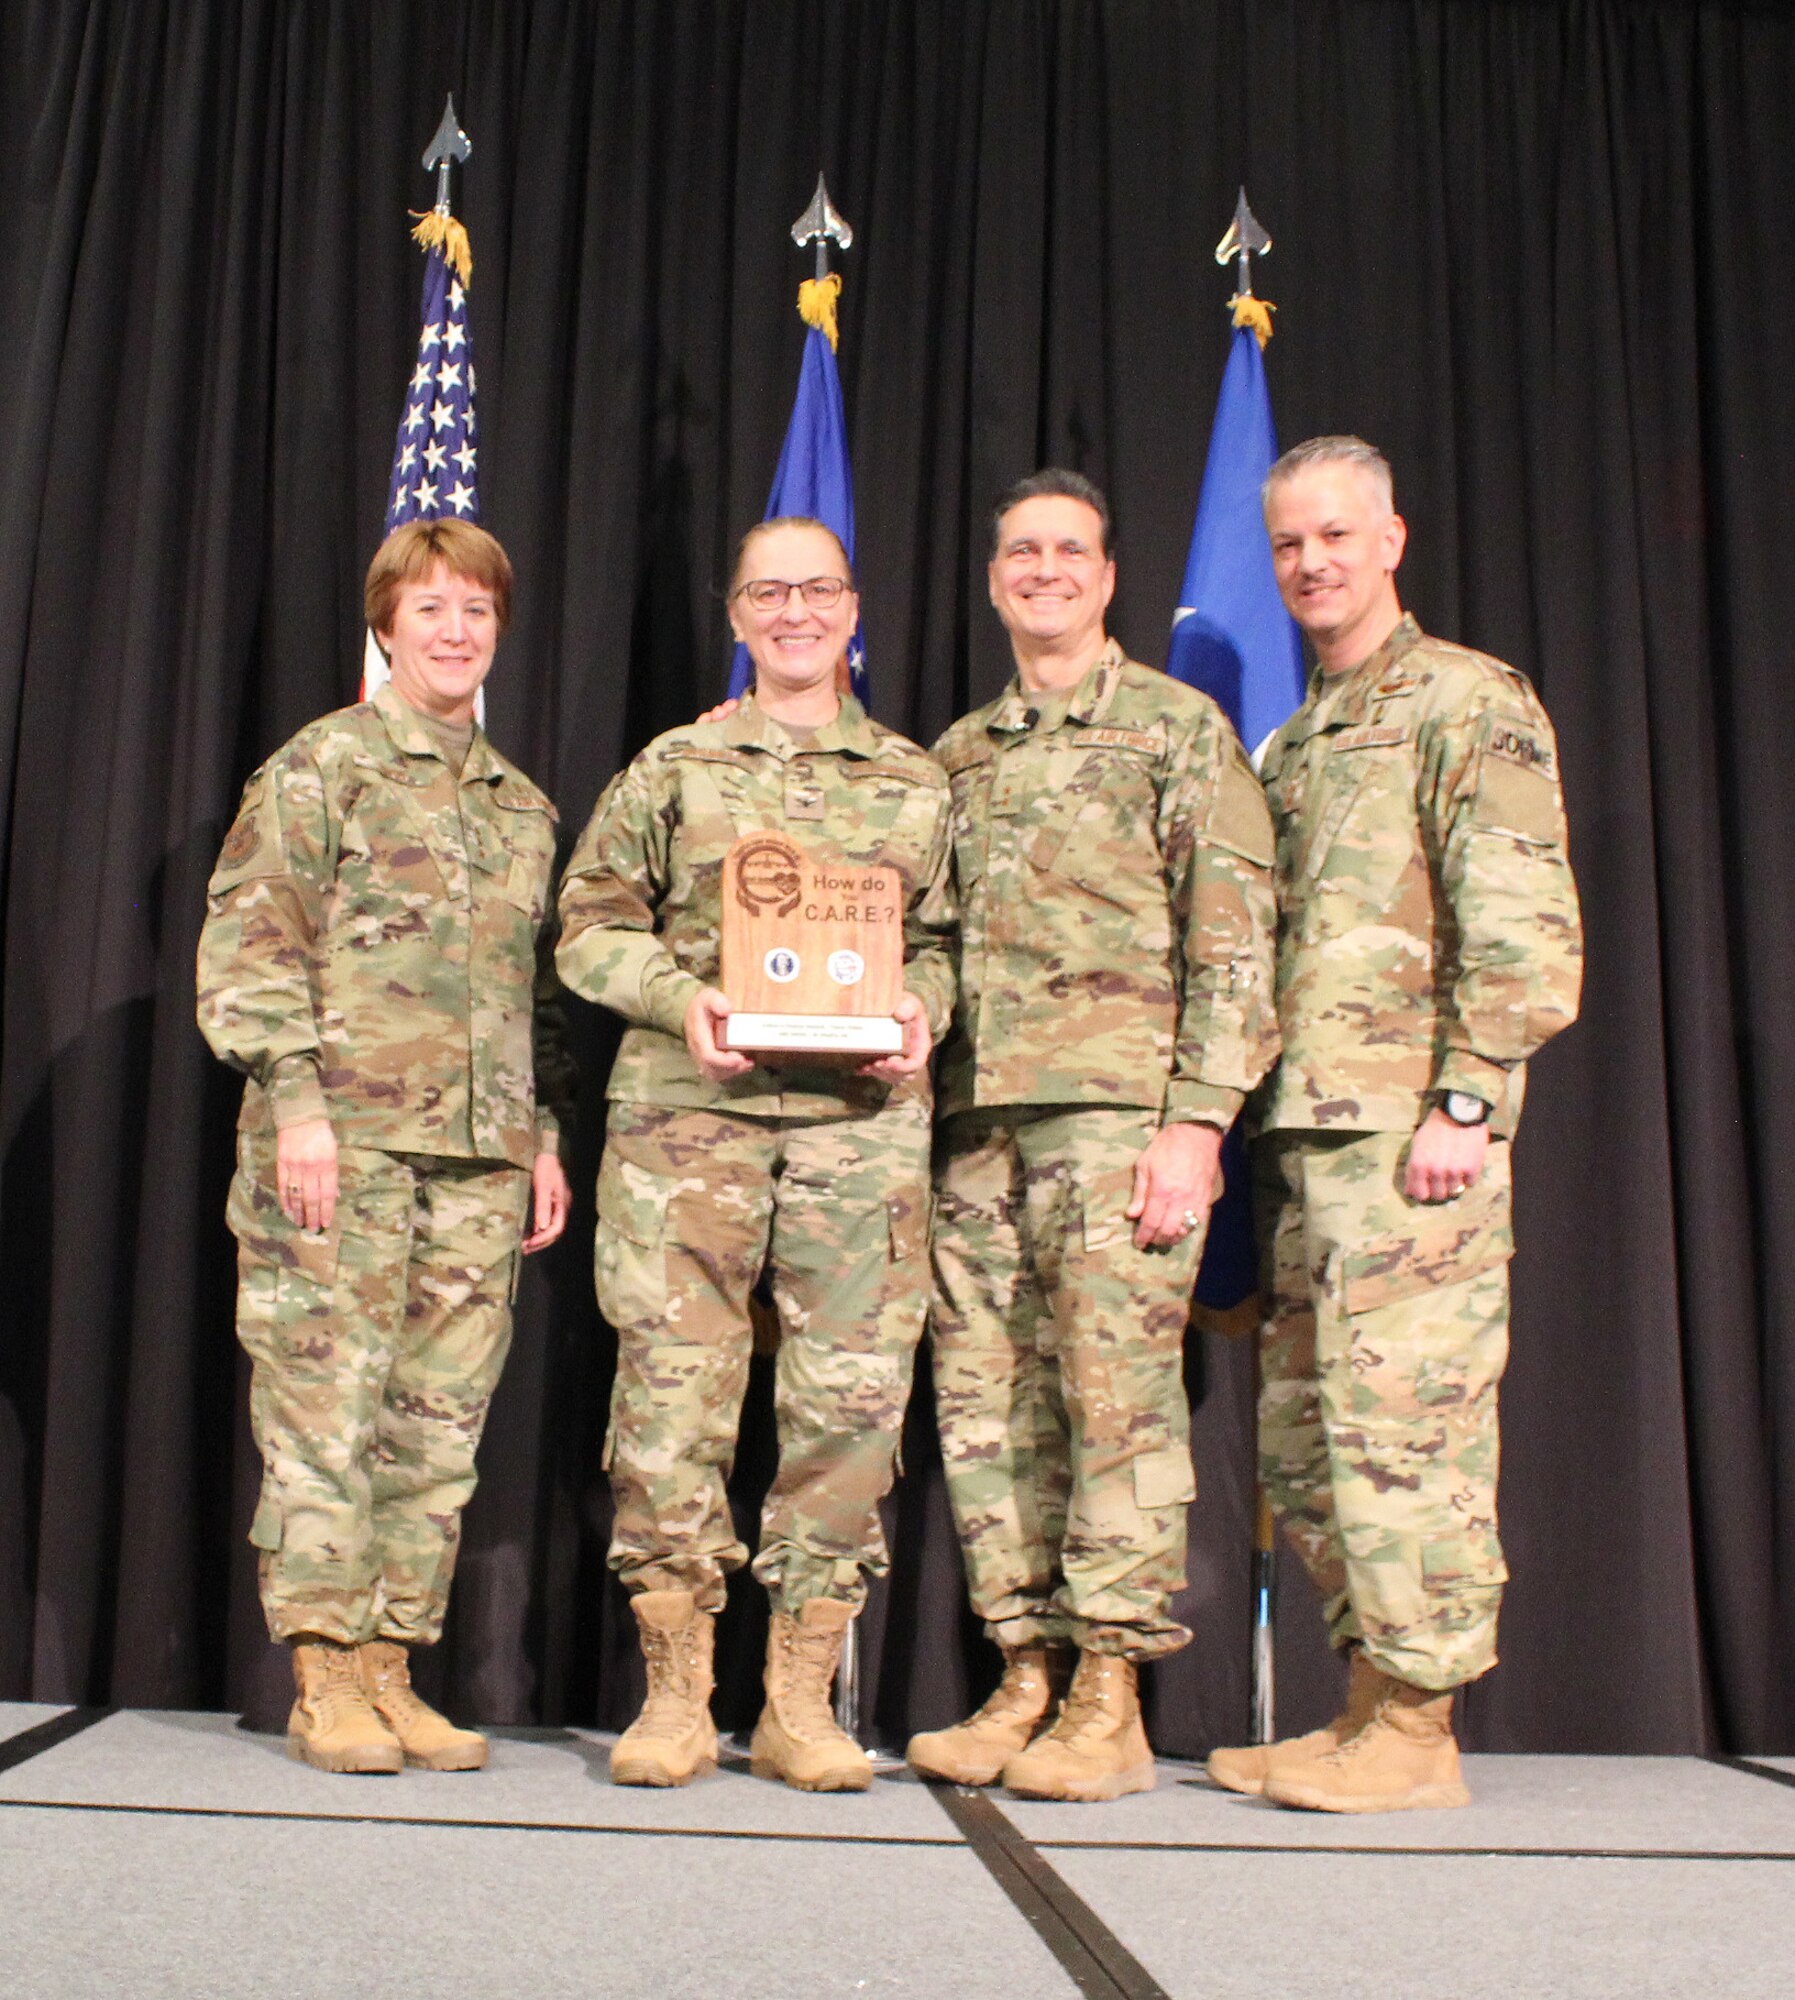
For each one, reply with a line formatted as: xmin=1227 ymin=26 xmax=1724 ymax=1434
xmin=723 ymin=1012 xmax=903 ymax=1056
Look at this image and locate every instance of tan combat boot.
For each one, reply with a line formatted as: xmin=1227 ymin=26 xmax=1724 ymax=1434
xmin=1205 ymin=1648 xmax=1380 ymax=1796
xmin=287 ymin=1638 xmax=403 ymax=1774
xmin=749 ymin=1599 xmax=873 ymax=1793
xmin=358 ymin=1639 xmax=488 ymax=1771
xmin=906 ymin=1643 xmax=1071 ymax=1784
xmin=610 ymin=1590 xmax=720 ymax=1787
xmin=1262 ymin=1670 xmax=1470 ymax=1814
xmin=1001 ymin=1652 xmax=1155 ymax=1802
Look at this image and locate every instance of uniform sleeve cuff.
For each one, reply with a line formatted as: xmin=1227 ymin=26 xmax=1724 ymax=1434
xmin=644 ymin=968 xmax=705 ymax=1040
xmin=1433 ymin=1049 xmax=1512 ymax=1103
xmin=533 ymin=1112 xmax=564 ymax=1158
xmin=268 ymin=1055 xmax=329 ymax=1128
xmin=1163 ymin=1080 xmax=1245 ymax=1128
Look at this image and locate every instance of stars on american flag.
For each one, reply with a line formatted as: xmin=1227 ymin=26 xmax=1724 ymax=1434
xmin=384 ymin=245 xmax=479 ymax=532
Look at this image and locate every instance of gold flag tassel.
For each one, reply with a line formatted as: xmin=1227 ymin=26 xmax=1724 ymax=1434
xmin=798 ymin=271 xmax=843 ymax=352
xmin=1230 ymin=291 xmax=1276 ymax=350
xmin=410 ymin=208 xmax=474 ymax=286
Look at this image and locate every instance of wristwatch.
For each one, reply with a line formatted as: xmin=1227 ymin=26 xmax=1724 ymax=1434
xmin=1439 ymin=1091 xmax=1491 ymax=1127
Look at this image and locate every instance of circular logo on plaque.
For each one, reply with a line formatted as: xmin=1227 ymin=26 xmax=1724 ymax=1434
xmin=827 ymin=949 xmax=865 ymax=987
xmin=764 ymin=947 xmax=801 ymax=984
xmin=735 ymin=836 xmax=803 ymax=919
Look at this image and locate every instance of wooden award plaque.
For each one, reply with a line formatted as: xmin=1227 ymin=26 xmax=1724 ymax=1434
xmin=719 ymin=832 xmax=904 ymax=1055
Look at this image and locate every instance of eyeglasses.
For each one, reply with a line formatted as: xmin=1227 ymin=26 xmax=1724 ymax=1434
xmin=734 ymin=576 xmax=851 ymax=612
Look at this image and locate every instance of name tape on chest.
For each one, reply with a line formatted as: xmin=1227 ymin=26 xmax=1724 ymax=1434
xmin=1332 ymin=723 xmax=1410 ymax=753
xmin=1069 ymin=725 xmax=1162 ymax=756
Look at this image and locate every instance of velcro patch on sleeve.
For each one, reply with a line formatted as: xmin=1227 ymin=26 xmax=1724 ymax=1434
xmin=1473 ymin=712 xmax=1562 ymax=842
xmin=1482 ymin=715 xmax=1556 ymax=780
xmin=208 ymin=773 xmax=284 ymax=890
xmin=1205 ymin=743 xmax=1276 ymax=867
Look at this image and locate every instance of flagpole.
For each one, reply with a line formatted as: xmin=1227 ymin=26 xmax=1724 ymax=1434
xmin=790 ymin=172 xmax=868 ymax=1745
xmin=1216 ymin=187 xmax=1279 ymax=1747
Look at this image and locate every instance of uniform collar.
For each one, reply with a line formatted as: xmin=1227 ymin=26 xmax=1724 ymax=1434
xmin=988 ymin=636 xmax=1126 ymax=735
xmin=1310 ymin=611 xmax=1423 ymax=701
xmin=371 ymin=680 xmax=501 ymax=783
xmin=721 ymin=689 xmax=877 ymax=759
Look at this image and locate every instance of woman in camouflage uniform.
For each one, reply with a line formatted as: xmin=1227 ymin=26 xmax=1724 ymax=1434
xmin=198 ymin=520 xmax=572 ymax=1775
xmin=557 ymin=519 xmax=954 ymax=1792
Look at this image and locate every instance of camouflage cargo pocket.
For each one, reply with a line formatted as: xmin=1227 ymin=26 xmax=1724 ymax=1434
xmin=594 ymin=1147 xmax=669 ymax=1327
xmin=1340 ymin=1189 xmax=1511 ymax=1314
xmin=1421 ymin=1532 xmax=1507 ymax=1592
xmin=1133 ymin=1446 xmax=1197 ymax=1508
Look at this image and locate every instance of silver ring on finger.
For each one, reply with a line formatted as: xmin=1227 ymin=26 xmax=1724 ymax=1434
xmin=1181 ymin=1209 xmax=1201 ymax=1229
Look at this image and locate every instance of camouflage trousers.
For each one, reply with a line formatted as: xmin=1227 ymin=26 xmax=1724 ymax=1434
xmin=595 ymin=1100 xmax=931 ymax=1615
xmin=228 ymin=1136 xmax=529 ymax=1646
xmin=1256 ymin=1130 xmax=1513 ymax=1691
xmin=931 ymin=1107 xmax=1204 ymax=1662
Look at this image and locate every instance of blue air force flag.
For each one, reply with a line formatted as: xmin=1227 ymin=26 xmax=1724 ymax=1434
xmin=362 ymin=242 xmax=480 ymax=701
xmin=1166 ymin=326 xmax=1303 ymax=762
xmin=728 ymin=323 xmax=867 ymax=707
xmin=1166 ymin=322 xmax=1304 ymax=1313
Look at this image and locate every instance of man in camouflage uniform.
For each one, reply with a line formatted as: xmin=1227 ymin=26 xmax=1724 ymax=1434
xmin=1205 ymin=437 xmax=1582 ymax=1813
xmin=198 ymin=520 xmax=572 ymax=1774
xmin=906 ymin=471 xmax=1279 ymax=1801
xmin=557 ymin=518 xmax=955 ymax=1792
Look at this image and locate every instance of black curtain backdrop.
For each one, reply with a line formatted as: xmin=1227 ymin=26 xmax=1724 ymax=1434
xmin=2 ymin=0 xmax=1791 ymax=1757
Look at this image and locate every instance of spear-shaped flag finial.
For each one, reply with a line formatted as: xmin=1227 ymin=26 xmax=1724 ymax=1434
xmin=792 ymin=173 xmax=854 ymax=280
xmin=424 ymin=95 xmax=472 ymax=216
xmin=412 ymin=97 xmax=473 ymax=288
xmin=1214 ymin=187 xmax=1275 ymax=348
xmin=790 ymin=173 xmax=853 ymax=352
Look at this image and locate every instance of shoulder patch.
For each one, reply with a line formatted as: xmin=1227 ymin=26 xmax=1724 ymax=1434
xmin=208 ymin=773 xmax=284 ymax=891
xmin=1473 ymin=712 xmax=1562 ymax=842
xmin=1204 ymin=744 xmax=1275 ymax=868
xmin=217 ymin=806 xmax=263 ymax=868
xmin=1482 ymin=713 xmax=1556 ymax=782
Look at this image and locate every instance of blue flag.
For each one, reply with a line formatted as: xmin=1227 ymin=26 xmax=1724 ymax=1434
xmin=1166 ymin=323 xmax=1305 ymax=1312
xmin=728 ymin=324 xmax=867 ymax=706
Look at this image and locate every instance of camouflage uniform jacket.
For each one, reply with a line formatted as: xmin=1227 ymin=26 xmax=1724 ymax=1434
xmin=556 ymin=692 xmax=955 ymax=1118
xmin=197 ymin=682 xmax=572 ymax=1168
xmin=1257 ymin=614 xmax=1582 ymax=1139
xmin=933 ymin=639 xmax=1279 ymax=1124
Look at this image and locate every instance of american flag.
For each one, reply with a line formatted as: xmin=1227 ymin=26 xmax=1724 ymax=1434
xmin=384 ymin=246 xmax=478 ymax=530
xmin=362 ymin=238 xmax=480 ymax=700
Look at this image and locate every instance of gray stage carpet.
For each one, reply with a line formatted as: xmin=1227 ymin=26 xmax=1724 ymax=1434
xmin=1 ymin=1705 xmax=1791 ymax=1998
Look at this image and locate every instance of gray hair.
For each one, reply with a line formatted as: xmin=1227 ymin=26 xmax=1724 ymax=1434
xmin=1262 ymin=436 xmax=1395 ymax=514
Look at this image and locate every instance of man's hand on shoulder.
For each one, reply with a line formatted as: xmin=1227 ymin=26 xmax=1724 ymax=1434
xmin=694 ymin=697 xmax=741 ymax=727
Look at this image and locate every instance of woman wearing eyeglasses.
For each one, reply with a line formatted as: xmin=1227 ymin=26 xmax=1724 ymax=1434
xmin=557 ymin=517 xmax=954 ymax=1792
